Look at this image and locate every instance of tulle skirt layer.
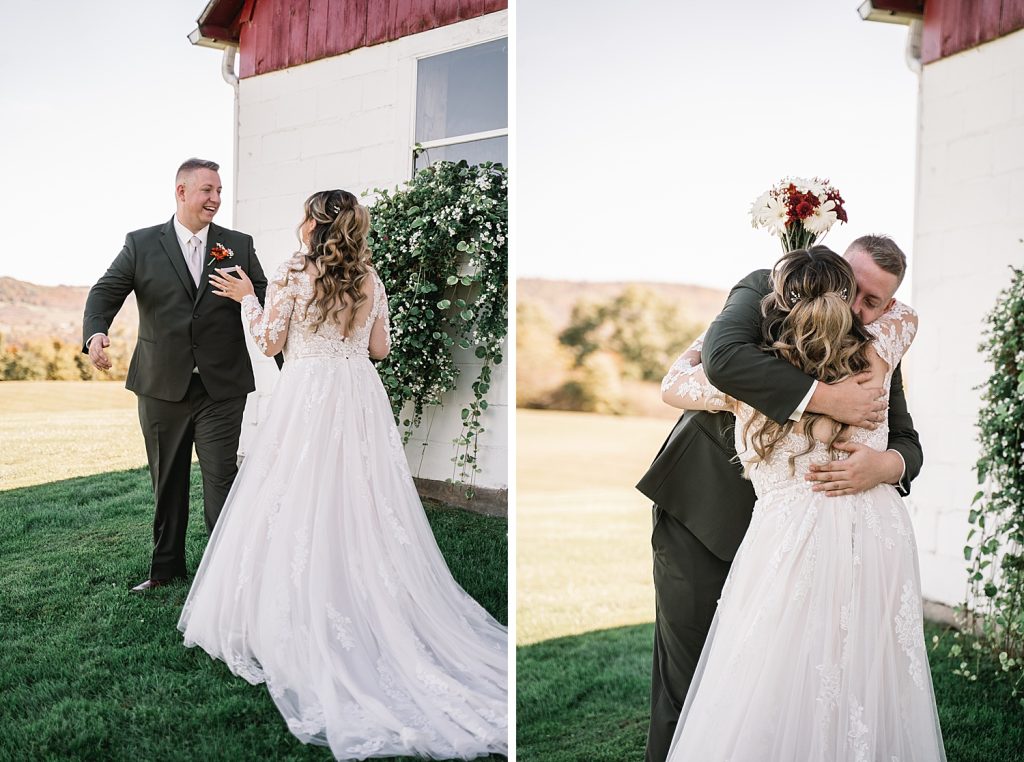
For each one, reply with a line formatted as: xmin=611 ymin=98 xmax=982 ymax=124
xmin=178 ymin=355 xmax=507 ymax=760
xmin=668 ymin=482 xmax=945 ymax=762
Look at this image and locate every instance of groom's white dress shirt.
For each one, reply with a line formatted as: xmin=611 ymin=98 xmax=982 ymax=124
xmin=172 ymin=216 xmax=210 ymax=283
xmin=172 ymin=217 xmax=209 ymax=374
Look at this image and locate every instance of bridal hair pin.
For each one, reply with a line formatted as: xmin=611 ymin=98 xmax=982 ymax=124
xmin=789 ymin=286 xmax=849 ymax=303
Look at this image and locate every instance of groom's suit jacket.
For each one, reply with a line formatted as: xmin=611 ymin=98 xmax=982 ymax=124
xmin=636 ymin=269 xmax=923 ymax=562
xmin=83 ymin=218 xmax=269 ymax=402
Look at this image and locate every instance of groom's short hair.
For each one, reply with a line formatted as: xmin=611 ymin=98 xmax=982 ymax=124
xmin=176 ymin=158 xmax=220 ymax=184
xmin=847 ymin=235 xmax=907 ymax=286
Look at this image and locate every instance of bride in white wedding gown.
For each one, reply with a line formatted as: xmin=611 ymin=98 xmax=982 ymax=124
xmin=661 ymin=249 xmax=944 ymax=761
xmin=179 ymin=189 xmax=507 ymax=760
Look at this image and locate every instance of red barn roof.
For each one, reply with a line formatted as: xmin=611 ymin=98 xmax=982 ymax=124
xmin=191 ymin=0 xmax=507 ymax=78
xmin=862 ymin=0 xmax=1024 ymax=64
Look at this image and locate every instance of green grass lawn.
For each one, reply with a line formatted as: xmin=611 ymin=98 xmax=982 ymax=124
xmin=516 ymin=622 xmax=1024 ymax=762
xmin=0 ymin=466 xmax=507 ymax=761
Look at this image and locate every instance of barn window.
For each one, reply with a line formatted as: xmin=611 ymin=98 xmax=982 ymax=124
xmin=413 ymin=37 xmax=508 ymax=173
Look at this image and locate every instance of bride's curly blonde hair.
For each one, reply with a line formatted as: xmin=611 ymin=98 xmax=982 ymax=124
xmin=288 ymin=189 xmax=373 ymax=335
xmin=742 ymin=246 xmax=872 ymax=471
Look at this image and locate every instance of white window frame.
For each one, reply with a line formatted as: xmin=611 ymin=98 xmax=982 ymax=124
xmin=409 ymin=35 xmax=509 ymax=176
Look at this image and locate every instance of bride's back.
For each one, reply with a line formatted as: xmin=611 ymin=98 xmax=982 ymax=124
xmin=734 ymin=301 xmax=918 ymax=490
xmin=281 ymin=256 xmax=383 ymax=359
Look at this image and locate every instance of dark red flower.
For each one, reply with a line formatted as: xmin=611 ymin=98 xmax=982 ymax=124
xmin=210 ymin=244 xmax=232 ymax=261
xmin=795 ymin=201 xmax=814 ymax=219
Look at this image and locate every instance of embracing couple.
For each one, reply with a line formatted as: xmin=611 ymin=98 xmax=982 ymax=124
xmin=638 ymin=237 xmax=946 ymax=760
xmin=83 ymin=159 xmax=507 ymax=759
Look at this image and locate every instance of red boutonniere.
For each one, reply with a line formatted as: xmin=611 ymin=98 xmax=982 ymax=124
xmin=208 ymin=243 xmax=235 ymax=267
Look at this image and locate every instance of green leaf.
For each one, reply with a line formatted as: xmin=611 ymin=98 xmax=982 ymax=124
xmin=964 ymin=545 xmax=973 ymax=561
xmin=474 ymin=346 xmax=487 ymax=359
xmin=456 ymin=241 xmax=469 ymax=252
xmin=437 ymin=299 xmax=451 ymax=310
xmin=446 ymin=275 xmax=459 ymax=286
xmin=460 ymin=309 xmax=474 ymax=321
xmin=972 ymin=490 xmax=984 ymax=505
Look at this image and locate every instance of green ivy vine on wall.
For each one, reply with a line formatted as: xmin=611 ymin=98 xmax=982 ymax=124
xmin=368 ymin=160 xmax=507 ymax=496
xmin=963 ymin=263 xmax=1024 ymax=704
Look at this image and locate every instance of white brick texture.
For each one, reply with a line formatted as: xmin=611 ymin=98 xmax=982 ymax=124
xmin=233 ymin=11 xmax=509 ymax=490
xmin=910 ymin=29 xmax=1024 ymax=605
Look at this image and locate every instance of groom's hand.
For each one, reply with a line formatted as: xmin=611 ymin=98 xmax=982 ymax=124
xmin=805 ymin=442 xmax=904 ymax=497
xmin=88 ymin=334 xmax=112 ymax=371
xmin=808 ymin=372 xmax=886 ymax=429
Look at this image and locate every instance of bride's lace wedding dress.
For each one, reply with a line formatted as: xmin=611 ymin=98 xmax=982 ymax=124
xmin=177 ymin=258 xmax=507 ymax=760
xmin=662 ymin=302 xmax=945 ymax=761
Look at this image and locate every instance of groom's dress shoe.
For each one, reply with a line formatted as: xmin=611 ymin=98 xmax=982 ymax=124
xmin=130 ymin=578 xmax=179 ymax=593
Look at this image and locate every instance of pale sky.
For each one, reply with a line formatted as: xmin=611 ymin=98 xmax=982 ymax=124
xmin=1 ymin=1 xmax=918 ymax=294
xmin=517 ymin=0 xmax=920 ymax=292
xmin=0 ymin=0 xmax=233 ymax=287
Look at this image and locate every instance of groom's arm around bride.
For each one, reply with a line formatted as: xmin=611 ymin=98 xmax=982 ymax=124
xmin=701 ymin=267 xmax=922 ymax=494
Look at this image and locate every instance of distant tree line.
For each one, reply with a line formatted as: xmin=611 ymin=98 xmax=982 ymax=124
xmin=517 ymin=285 xmax=704 ymax=414
xmin=0 ymin=329 xmax=130 ymax=381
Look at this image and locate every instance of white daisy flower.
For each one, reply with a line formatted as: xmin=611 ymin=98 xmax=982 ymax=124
xmin=803 ymin=200 xmax=837 ymax=235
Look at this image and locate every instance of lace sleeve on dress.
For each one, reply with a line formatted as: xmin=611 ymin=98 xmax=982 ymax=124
xmin=661 ymin=332 xmax=734 ymax=412
xmin=241 ymin=261 xmax=298 ymax=356
xmin=864 ymin=300 xmax=918 ymax=369
xmin=368 ymin=270 xmax=391 ymax=358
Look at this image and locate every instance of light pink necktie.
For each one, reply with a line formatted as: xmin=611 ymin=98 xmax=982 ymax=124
xmin=187 ymin=236 xmax=202 ymax=286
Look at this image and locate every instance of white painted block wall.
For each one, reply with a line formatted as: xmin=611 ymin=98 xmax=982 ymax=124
xmin=232 ymin=11 xmax=509 ymax=491
xmin=908 ymin=29 xmax=1024 ymax=606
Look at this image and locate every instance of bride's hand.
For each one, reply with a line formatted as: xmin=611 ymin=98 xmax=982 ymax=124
xmin=210 ymin=267 xmax=256 ymax=303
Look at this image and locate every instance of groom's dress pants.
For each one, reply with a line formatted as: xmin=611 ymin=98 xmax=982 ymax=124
xmin=646 ymin=506 xmax=731 ymax=762
xmin=137 ymin=374 xmax=246 ymax=580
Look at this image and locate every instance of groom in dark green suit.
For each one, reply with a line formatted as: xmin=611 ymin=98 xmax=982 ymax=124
xmin=83 ymin=158 xmax=273 ymax=592
xmin=637 ymin=238 xmax=923 ymax=761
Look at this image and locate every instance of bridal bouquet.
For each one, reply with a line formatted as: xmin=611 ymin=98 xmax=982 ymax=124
xmin=750 ymin=177 xmax=848 ymax=252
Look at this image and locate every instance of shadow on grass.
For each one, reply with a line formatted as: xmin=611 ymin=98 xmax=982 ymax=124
xmin=0 ymin=466 xmax=507 ymax=761
xmin=516 ymin=622 xmax=1023 ymax=762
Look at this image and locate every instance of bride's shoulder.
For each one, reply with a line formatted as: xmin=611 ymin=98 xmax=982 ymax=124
xmin=867 ymin=300 xmax=918 ymax=331
xmin=270 ymin=255 xmax=312 ymax=289
xmin=884 ymin=300 xmax=917 ymax=322
xmin=363 ymin=265 xmax=386 ymax=291
xmin=865 ymin=300 xmax=919 ymax=361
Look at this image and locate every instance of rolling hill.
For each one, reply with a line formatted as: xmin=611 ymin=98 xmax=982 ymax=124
xmin=517 ymin=278 xmax=727 ymax=330
xmin=0 ymin=277 xmax=137 ymax=346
